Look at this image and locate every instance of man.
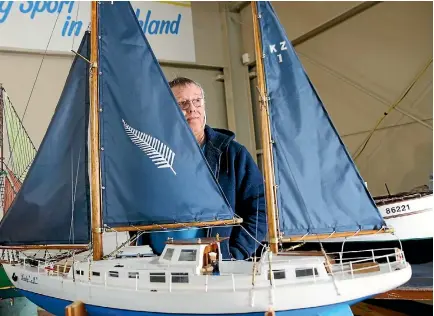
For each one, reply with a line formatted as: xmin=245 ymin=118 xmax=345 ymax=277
xmin=138 ymin=76 xmax=267 ymax=260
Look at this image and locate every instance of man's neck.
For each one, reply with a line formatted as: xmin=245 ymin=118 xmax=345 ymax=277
xmin=195 ymin=130 xmax=206 ymax=146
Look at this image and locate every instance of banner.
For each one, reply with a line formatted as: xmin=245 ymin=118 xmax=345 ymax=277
xmin=0 ymin=1 xmax=196 ymax=62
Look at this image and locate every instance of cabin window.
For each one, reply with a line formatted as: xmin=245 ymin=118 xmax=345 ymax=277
xmin=267 ymin=269 xmax=286 ymax=280
xmin=171 ymin=272 xmax=189 ymax=283
xmin=163 ymin=248 xmax=174 ymax=260
xmin=129 ymin=272 xmax=139 ymax=279
xmin=92 ymin=271 xmax=100 ymax=276
xmin=150 ymin=273 xmax=165 ymax=283
xmin=178 ymin=249 xmax=197 ymax=262
xmin=75 ymin=270 xmax=84 ymax=276
xmin=295 ymin=268 xmax=318 ymax=278
xmin=109 ymin=271 xmax=119 ymax=278
xmin=80 ymin=271 xmax=84 ymax=275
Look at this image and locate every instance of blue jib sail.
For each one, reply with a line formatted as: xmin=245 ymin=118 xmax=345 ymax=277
xmin=98 ymin=2 xmax=234 ymax=227
xmin=257 ymin=2 xmax=385 ymax=236
xmin=0 ymin=33 xmax=91 ymax=245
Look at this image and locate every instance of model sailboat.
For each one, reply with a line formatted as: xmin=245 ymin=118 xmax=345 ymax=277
xmin=0 ymin=85 xmax=36 ymax=300
xmin=0 ymin=2 xmax=411 ymax=315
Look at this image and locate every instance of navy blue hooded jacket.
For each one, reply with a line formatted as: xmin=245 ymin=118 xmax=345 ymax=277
xmin=134 ymin=125 xmax=267 ymax=260
xmin=201 ymin=125 xmax=267 ymax=259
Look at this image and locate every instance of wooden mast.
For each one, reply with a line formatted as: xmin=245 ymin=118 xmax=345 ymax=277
xmin=90 ymin=1 xmax=103 ymax=261
xmin=251 ymin=2 xmax=279 ymax=254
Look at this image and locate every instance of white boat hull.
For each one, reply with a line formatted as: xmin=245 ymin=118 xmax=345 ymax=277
xmin=3 ymin=249 xmax=412 ymax=315
xmin=308 ymin=194 xmax=433 ymax=243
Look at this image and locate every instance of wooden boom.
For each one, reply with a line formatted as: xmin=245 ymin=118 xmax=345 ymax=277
xmin=280 ymin=228 xmax=394 ymax=243
xmin=0 ymin=244 xmax=89 ymax=250
xmin=105 ymin=218 xmax=243 ymax=233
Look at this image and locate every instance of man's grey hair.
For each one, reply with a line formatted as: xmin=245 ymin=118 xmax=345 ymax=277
xmin=168 ymin=76 xmax=205 ymax=101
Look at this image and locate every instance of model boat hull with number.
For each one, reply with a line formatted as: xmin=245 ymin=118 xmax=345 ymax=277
xmin=290 ymin=191 xmax=432 ymax=264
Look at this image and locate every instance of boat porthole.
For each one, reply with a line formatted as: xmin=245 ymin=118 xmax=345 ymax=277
xmin=12 ymin=273 xmax=17 ymax=282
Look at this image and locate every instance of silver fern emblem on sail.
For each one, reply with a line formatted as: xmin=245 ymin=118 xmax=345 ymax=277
xmin=122 ymin=119 xmax=176 ymax=175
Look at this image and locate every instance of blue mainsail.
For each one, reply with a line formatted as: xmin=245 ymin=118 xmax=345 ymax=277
xmin=98 ymin=2 xmax=234 ymax=227
xmin=0 ymin=33 xmax=91 ymax=245
xmin=256 ymin=2 xmax=385 ymax=236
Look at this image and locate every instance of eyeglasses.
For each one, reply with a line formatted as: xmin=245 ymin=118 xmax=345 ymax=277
xmin=178 ymin=97 xmax=203 ymax=110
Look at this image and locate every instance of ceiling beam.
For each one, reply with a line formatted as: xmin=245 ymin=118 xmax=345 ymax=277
xmin=247 ymin=1 xmax=381 ymax=68
xmin=292 ymin=1 xmax=382 ymax=46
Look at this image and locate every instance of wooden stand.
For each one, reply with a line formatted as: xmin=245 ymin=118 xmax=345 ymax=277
xmin=264 ymin=309 xmax=275 ymax=316
xmin=65 ymin=301 xmax=88 ymax=316
xmin=374 ymin=288 xmax=433 ymax=301
xmin=351 ymin=302 xmax=409 ymax=316
xmin=375 ymin=262 xmax=433 ymax=301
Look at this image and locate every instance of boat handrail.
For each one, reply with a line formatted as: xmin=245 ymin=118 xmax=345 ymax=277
xmin=16 ymin=247 xmax=407 ymax=294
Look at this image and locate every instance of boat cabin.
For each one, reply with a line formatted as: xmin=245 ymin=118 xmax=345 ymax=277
xmin=159 ymin=236 xmax=227 ymax=275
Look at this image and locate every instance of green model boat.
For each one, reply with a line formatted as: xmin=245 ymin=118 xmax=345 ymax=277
xmin=0 ymin=85 xmax=37 ymax=299
xmin=0 ymin=264 xmax=21 ymax=299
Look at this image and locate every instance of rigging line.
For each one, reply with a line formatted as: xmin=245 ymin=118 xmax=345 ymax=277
xmin=71 ymin=2 xmax=81 ymax=51
xmin=8 ymin=110 xmax=25 ymax=173
xmin=7 ymin=113 xmax=33 ymax=176
xmin=358 ymin=108 xmax=410 ymax=170
xmin=2 ymin=96 xmax=13 ymax=166
xmin=102 ymin=231 xmax=147 ymax=259
xmin=10 ymin=115 xmax=34 ymax=175
xmin=6 ymin=99 xmax=36 ymax=168
xmin=353 ymin=58 xmax=433 ymax=161
xmin=69 ymin=147 xmax=82 ymax=244
xmin=6 ymin=10 xmax=61 ymax=169
xmin=3 ymin=101 xmax=16 ymax=173
xmin=298 ymin=52 xmax=433 ymax=131
xmin=21 ymin=144 xmax=36 ymax=172
xmin=239 ymin=225 xmax=267 ymax=249
xmin=69 ymin=149 xmax=74 ymax=242
xmin=4 ymin=85 xmax=36 ymax=182
xmin=6 ymin=93 xmax=37 ymax=151
xmin=255 ymin=185 xmax=259 ymax=241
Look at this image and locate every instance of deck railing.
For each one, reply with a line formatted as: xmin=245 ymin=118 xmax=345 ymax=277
xmin=15 ymin=247 xmax=407 ymax=294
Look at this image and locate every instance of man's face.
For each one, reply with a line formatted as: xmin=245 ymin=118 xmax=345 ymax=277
xmin=171 ymin=83 xmax=205 ymax=135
